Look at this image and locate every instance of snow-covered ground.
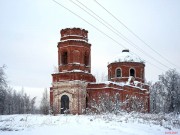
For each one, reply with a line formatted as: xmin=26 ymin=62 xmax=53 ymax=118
xmin=0 ymin=112 xmax=179 ymax=135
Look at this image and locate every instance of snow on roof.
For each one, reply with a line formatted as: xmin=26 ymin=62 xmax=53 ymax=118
xmin=56 ymin=69 xmax=91 ymax=74
xmin=104 ymin=81 xmax=125 ymax=86
xmin=110 ymin=49 xmax=144 ymax=64
xmin=60 ymin=39 xmax=88 ymax=43
xmin=89 ymin=79 xmax=148 ymax=91
xmin=61 ymin=35 xmax=87 ymax=38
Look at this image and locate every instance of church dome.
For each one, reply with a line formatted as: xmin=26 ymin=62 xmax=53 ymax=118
xmin=110 ymin=49 xmax=144 ymax=63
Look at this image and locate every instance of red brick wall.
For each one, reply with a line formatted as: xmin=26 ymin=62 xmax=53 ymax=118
xmin=58 ymin=42 xmax=91 ymax=72
xmin=52 ymin=72 xmax=96 ymax=82
xmin=87 ymin=82 xmax=150 ymax=113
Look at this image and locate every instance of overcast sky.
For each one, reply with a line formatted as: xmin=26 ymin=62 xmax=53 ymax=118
xmin=0 ymin=0 xmax=180 ymax=102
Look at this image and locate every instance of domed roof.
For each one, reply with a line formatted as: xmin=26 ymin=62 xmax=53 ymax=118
xmin=110 ymin=49 xmax=144 ymax=64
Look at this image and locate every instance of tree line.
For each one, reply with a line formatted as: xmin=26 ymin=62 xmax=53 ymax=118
xmin=150 ymin=69 xmax=180 ymax=114
xmin=0 ymin=65 xmax=49 ymax=115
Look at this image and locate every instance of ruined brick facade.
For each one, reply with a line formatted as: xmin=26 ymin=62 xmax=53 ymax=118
xmin=50 ymin=28 xmax=150 ymax=114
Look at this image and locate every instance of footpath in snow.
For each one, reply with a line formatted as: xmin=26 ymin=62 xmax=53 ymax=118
xmin=0 ymin=112 xmax=179 ymax=135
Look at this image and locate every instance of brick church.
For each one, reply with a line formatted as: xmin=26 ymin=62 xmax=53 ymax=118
xmin=50 ymin=28 xmax=150 ymax=114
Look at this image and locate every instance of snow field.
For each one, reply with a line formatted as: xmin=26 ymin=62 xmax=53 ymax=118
xmin=0 ymin=112 xmax=179 ymax=135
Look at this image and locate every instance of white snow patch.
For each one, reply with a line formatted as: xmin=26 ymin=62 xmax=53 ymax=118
xmin=104 ymin=81 xmax=125 ymax=86
xmin=60 ymin=39 xmax=88 ymax=43
xmin=126 ymin=76 xmax=133 ymax=85
xmin=72 ymin=62 xmax=80 ymax=65
xmin=61 ymin=35 xmax=86 ymax=38
xmin=71 ymin=69 xmax=84 ymax=72
xmin=56 ymin=70 xmax=92 ymax=74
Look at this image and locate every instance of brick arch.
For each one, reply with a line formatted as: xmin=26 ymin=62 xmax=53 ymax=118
xmin=60 ymin=95 xmax=69 ymax=114
xmin=72 ymin=50 xmax=80 ymax=63
xmin=54 ymin=92 xmax=73 ymax=114
xmin=115 ymin=67 xmax=122 ymax=78
xmin=61 ymin=50 xmax=68 ymax=65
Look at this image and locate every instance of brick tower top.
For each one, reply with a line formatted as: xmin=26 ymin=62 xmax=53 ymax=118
xmin=52 ymin=28 xmax=96 ymax=82
xmin=57 ymin=27 xmax=91 ymax=73
xmin=60 ymin=28 xmax=88 ymax=42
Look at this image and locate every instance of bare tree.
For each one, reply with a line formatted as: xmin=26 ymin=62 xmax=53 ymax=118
xmin=89 ymin=93 xmax=125 ymax=114
xmin=40 ymin=88 xmax=50 ymax=115
xmin=0 ymin=65 xmax=7 ymax=114
xmin=159 ymin=69 xmax=180 ymax=113
xmin=94 ymin=72 xmax=108 ymax=83
xmin=30 ymin=97 xmax=36 ymax=114
xmin=150 ymin=69 xmax=180 ymax=114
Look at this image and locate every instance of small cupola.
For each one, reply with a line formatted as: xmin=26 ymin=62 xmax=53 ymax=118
xmin=122 ymin=49 xmax=129 ymax=52
xmin=109 ymin=49 xmax=144 ymax=64
xmin=107 ymin=49 xmax=145 ymax=83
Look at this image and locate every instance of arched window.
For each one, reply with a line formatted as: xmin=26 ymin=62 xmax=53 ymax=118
xmin=130 ymin=68 xmax=135 ymax=77
xmin=84 ymin=52 xmax=89 ymax=66
xmin=62 ymin=51 xmax=68 ymax=65
xmin=116 ymin=68 xmax=121 ymax=77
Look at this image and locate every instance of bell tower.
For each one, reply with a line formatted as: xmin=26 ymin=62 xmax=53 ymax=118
xmin=58 ymin=28 xmax=91 ymax=73
xmin=50 ymin=28 xmax=96 ymax=115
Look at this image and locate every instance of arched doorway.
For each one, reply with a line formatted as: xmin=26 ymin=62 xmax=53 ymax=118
xmin=61 ymin=95 xmax=69 ymax=114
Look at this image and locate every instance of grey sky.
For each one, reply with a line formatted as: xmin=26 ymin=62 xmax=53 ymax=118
xmin=0 ymin=0 xmax=180 ymax=99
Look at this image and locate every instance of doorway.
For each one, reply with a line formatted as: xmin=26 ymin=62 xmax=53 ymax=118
xmin=61 ymin=95 xmax=69 ymax=114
